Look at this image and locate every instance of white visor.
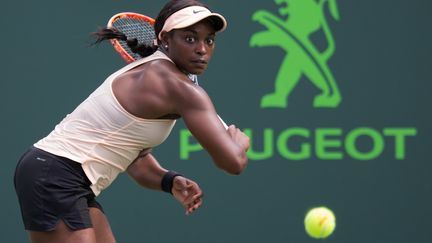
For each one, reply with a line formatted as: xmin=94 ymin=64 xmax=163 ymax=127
xmin=158 ymin=6 xmax=227 ymax=41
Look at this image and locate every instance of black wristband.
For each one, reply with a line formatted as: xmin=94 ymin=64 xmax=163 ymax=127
xmin=161 ymin=171 xmax=182 ymax=194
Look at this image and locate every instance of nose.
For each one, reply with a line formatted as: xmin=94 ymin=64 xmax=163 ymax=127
xmin=195 ymin=41 xmax=207 ymax=56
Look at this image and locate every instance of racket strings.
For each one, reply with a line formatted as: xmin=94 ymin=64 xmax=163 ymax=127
xmin=112 ymin=18 xmax=156 ymax=60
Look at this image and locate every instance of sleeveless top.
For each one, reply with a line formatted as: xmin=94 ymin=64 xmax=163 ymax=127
xmin=34 ymin=51 xmax=177 ymax=196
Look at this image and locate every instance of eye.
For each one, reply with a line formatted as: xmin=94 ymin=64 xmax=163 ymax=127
xmin=206 ymin=37 xmax=215 ymax=46
xmin=185 ymin=36 xmax=195 ymax=43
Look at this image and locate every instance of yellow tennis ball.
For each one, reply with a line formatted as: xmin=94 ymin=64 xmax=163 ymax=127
xmin=304 ymin=207 xmax=336 ymax=239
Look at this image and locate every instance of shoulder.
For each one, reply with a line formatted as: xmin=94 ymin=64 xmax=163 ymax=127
xmin=127 ymin=57 xmax=213 ymax=115
xmin=148 ymin=60 xmax=210 ymax=106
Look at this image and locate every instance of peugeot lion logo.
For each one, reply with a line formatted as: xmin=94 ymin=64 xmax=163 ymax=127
xmin=250 ymin=0 xmax=342 ymax=108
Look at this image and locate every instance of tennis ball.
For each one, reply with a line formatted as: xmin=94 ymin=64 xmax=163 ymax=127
xmin=304 ymin=206 xmax=336 ymax=239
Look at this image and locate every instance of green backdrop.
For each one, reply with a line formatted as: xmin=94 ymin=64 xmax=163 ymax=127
xmin=2 ymin=0 xmax=431 ymax=242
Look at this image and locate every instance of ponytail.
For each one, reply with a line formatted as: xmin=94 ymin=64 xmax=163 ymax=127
xmin=91 ymin=27 xmax=157 ymax=58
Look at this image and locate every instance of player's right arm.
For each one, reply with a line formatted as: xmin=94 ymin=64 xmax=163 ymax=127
xmin=167 ymin=73 xmax=250 ymax=175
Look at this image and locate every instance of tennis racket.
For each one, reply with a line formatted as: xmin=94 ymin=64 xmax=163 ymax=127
xmin=107 ymin=12 xmax=156 ymax=64
xmin=107 ymin=12 xmax=229 ymax=129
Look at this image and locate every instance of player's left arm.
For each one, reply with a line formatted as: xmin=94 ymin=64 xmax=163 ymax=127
xmin=127 ymin=149 xmax=203 ymax=215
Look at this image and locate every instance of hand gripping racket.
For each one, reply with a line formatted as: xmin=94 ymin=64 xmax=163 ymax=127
xmin=107 ymin=12 xmax=229 ymax=129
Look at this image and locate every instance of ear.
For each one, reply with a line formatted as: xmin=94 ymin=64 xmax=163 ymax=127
xmin=159 ymin=31 xmax=170 ymax=46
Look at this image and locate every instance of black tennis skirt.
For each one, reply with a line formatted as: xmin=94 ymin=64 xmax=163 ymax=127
xmin=14 ymin=146 xmax=103 ymax=231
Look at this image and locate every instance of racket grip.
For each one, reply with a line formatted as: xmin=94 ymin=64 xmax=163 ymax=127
xmin=217 ymin=115 xmax=228 ymax=130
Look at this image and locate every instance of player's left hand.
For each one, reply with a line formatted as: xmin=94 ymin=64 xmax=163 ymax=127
xmin=172 ymin=176 xmax=203 ymax=215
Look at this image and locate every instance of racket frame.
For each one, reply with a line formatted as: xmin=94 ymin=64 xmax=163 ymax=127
xmin=107 ymin=12 xmax=155 ymax=63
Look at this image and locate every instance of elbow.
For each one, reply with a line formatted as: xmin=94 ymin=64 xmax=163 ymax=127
xmin=227 ymin=163 xmax=247 ymax=175
xmin=220 ymin=153 xmax=248 ymax=175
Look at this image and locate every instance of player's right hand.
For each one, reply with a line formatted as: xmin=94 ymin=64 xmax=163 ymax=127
xmin=227 ymin=125 xmax=250 ymax=152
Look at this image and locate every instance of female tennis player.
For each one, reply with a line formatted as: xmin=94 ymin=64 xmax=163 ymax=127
xmin=14 ymin=0 xmax=249 ymax=242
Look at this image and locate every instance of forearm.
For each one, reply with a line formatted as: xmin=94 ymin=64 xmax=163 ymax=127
xmin=127 ymin=152 xmax=203 ymax=214
xmin=212 ymin=143 xmax=248 ymax=175
xmin=127 ymin=152 xmax=168 ymax=191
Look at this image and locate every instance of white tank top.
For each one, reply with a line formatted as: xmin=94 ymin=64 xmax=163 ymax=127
xmin=34 ymin=51 xmax=176 ymax=196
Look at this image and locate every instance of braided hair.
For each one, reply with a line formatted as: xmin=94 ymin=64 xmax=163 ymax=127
xmin=91 ymin=0 xmax=208 ymax=58
xmin=92 ymin=27 xmax=156 ymax=57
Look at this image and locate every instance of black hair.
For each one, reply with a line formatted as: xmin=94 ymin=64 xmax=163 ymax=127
xmin=91 ymin=27 xmax=156 ymax=57
xmin=91 ymin=0 xmax=208 ymax=58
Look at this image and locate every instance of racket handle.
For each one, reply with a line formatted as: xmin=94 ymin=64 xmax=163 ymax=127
xmin=217 ymin=115 xmax=228 ymax=130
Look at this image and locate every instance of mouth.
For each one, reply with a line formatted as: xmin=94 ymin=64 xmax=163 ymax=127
xmin=190 ymin=59 xmax=208 ymax=71
xmin=191 ymin=59 xmax=208 ymax=65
